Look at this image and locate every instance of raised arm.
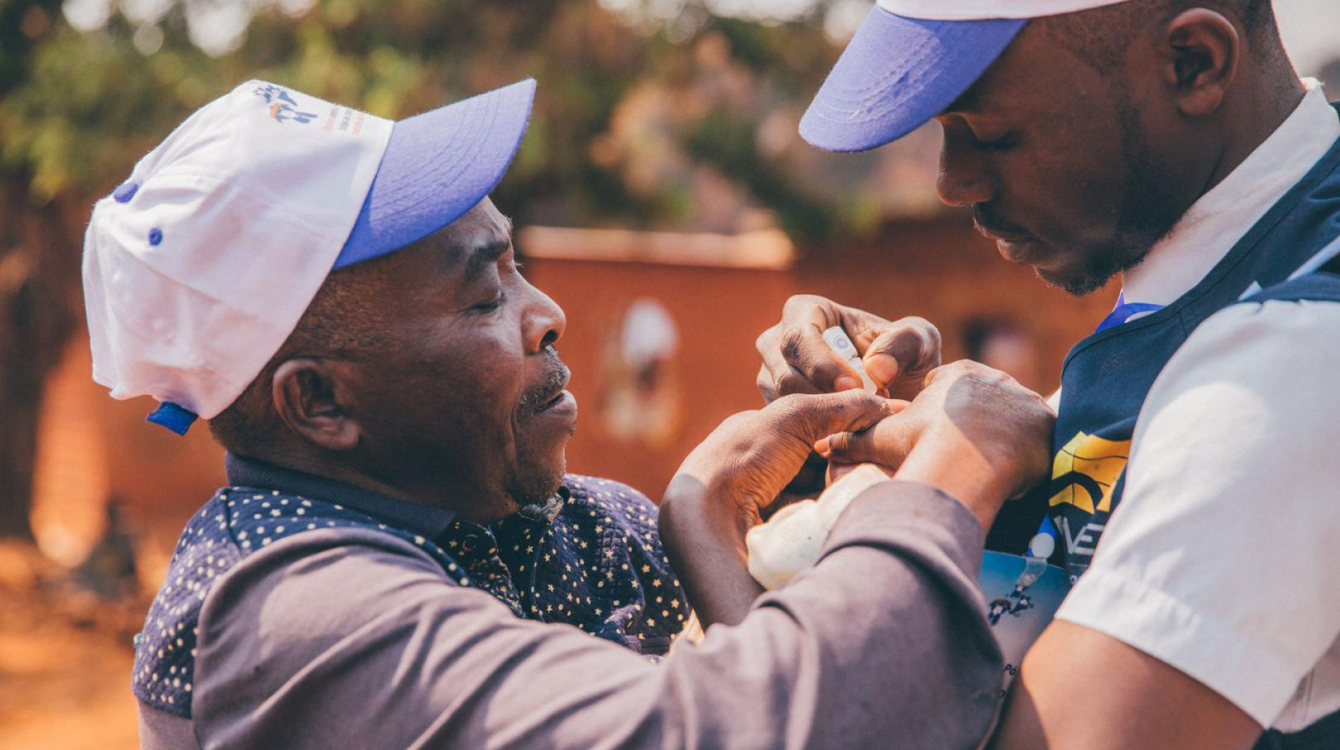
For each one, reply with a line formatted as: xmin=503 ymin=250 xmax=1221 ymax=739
xmin=191 ymin=387 xmax=1021 ymax=750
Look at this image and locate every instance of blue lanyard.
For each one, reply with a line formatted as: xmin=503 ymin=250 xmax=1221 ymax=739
xmin=1094 ymin=291 xmax=1165 ymax=333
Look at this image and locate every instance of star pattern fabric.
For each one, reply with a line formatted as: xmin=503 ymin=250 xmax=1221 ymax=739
xmin=132 ymin=474 xmax=689 ymax=718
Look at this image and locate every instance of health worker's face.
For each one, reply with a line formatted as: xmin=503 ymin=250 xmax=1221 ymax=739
xmin=346 ymin=199 xmax=575 ymax=521
xmin=933 ymin=20 xmax=1190 ymax=295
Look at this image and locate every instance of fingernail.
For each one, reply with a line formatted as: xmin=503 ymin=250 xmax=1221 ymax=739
xmin=865 ymin=354 xmax=899 ymax=386
xmin=814 ymin=438 xmax=831 ymax=455
xmin=835 ymin=376 xmax=861 ymax=391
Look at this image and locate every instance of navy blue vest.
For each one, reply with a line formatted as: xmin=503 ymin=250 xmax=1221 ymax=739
xmin=988 ymin=113 xmax=1340 ymax=747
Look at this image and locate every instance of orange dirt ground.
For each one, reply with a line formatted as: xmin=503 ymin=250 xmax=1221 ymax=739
xmin=0 ymin=543 xmax=142 ymax=750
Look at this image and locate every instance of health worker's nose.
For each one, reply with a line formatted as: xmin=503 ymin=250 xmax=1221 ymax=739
xmin=936 ymin=131 xmax=999 ymax=208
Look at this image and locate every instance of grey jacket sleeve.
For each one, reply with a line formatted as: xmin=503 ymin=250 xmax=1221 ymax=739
xmin=191 ymin=480 xmax=1002 ymax=750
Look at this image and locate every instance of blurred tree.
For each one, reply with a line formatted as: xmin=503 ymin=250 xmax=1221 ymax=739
xmin=0 ymin=0 xmax=882 ymax=540
xmin=1 ymin=0 xmax=85 ymax=540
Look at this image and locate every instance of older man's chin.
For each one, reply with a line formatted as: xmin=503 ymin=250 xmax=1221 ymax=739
xmin=507 ymin=452 xmax=570 ymax=507
xmin=509 ymin=402 xmax=579 ymax=505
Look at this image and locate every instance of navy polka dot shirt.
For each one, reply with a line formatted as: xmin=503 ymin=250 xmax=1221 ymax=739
xmin=132 ymin=453 xmax=691 ymax=718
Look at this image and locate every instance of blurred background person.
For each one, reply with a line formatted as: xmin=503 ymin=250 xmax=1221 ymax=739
xmin=962 ymin=316 xmax=1042 ymax=393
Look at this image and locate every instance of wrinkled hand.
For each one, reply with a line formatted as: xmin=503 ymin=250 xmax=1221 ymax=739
xmin=817 ymin=360 xmax=1055 ymax=531
xmin=661 ymin=390 xmax=899 ymax=625
xmin=755 ymin=294 xmax=942 ymax=402
xmin=667 ymin=390 xmax=897 ymax=524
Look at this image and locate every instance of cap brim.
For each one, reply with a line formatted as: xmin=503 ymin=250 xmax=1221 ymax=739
xmin=335 ymin=78 xmax=537 ymax=268
xmin=800 ymin=8 xmax=1024 ymax=153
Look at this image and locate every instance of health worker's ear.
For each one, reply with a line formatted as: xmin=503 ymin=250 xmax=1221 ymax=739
xmin=1161 ymin=8 xmax=1240 ymax=117
xmin=271 ymin=357 xmax=362 ymax=452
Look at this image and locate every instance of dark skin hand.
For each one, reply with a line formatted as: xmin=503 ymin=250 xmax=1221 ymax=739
xmin=756 ymin=4 xmax=1302 ymax=748
xmin=754 ymin=294 xmax=942 ymax=402
xmin=660 ymin=390 xmax=896 ymax=626
xmin=817 ymin=360 xmax=1055 ymax=533
xmin=753 ymin=295 xmax=943 ymax=507
xmin=662 ymin=362 xmax=1054 ymax=627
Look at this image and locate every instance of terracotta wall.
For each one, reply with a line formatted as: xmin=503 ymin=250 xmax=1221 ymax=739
xmin=32 ymin=216 xmax=1116 ymax=564
xmin=795 ymin=220 xmax=1116 ymax=393
xmin=525 ymin=260 xmax=795 ymax=498
xmin=527 ymin=218 xmax=1115 ymax=498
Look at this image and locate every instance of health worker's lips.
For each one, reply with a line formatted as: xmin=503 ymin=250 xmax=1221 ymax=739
xmin=977 ymin=225 xmax=1048 ymax=267
xmin=994 ymin=236 xmax=1040 ymax=262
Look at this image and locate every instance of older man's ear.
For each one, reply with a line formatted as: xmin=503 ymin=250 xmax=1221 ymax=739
xmin=272 ymin=358 xmax=362 ymax=452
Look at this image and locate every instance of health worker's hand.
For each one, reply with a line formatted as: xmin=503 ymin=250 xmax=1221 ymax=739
xmin=755 ymin=294 xmax=942 ymax=402
xmin=818 ymin=360 xmax=1055 ymax=532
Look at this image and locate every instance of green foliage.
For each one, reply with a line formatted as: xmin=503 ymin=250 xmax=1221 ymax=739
xmin=685 ymin=106 xmax=834 ymax=238
xmin=1 ymin=0 xmax=864 ymax=237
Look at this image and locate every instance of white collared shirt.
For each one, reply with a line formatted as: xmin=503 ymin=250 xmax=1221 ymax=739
xmin=1121 ymin=79 xmax=1340 ymax=306
xmin=1057 ymin=80 xmax=1340 ymax=732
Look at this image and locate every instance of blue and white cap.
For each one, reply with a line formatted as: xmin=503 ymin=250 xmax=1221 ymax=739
xmin=83 ymin=78 xmax=536 ymax=433
xmin=800 ymin=0 xmax=1127 ymax=152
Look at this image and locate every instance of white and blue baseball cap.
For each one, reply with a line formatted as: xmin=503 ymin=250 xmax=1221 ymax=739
xmin=83 ymin=78 xmax=536 ymax=433
xmin=800 ymin=0 xmax=1127 ymax=152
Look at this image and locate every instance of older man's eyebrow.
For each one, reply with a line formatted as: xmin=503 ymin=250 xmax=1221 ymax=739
xmin=463 ymin=233 xmax=513 ymax=282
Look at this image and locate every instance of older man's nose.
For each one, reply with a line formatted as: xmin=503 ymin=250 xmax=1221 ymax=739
xmin=526 ymin=285 xmax=567 ymax=353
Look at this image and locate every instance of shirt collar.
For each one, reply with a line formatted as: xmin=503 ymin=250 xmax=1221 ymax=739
xmin=1122 ymin=78 xmax=1340 ymax=306
xmin=224 ymin=452 xmax=457 ymax=541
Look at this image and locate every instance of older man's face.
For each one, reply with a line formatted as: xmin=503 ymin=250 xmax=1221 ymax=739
xmin=345 ymin=198 xmax=575 ymax=521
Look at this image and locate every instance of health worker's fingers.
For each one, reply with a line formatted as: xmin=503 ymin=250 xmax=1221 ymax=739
xmin=861 ymin=317 xmax=942 ymax=399
xmin=780 ymin=323 xmax=865 ymax=394
xmin=755 ymin=359 xmax=824 ymax=405
xmin=774 ymin=296 xmax=879 ymax=393
xmin=756 ymin=323 xmax=836 ymax=402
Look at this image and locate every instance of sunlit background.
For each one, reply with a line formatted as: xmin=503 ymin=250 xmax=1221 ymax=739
xmin=1 ymin=1 xmax=1337 ymax=747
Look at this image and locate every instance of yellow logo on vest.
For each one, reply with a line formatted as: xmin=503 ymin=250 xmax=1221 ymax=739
xmin=1048 ymin=432 xmax=1130 ymax=514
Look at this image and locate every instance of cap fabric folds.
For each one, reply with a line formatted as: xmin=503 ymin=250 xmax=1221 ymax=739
xmin=83 ymin=79 xmax=535 ymax=430
xmin=800 ymin=0 xmax=1129 ymax=152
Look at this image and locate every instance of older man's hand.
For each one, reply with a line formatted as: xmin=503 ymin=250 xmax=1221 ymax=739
xmin=667 ymin=389 xmax=898 ymax=522
xmin=818 ymin=360 xmax=1055 ymax=532
xmin=755 ymin=294 xmax=941 ymax=402
xmin=660 ymin=389 xmax=897 ymax=625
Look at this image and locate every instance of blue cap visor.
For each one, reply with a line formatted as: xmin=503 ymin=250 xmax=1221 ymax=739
xmin=800 ymin=8 xmax=1025 ymax=153
xmin=336 ymin=78 xmax=537 ymax=268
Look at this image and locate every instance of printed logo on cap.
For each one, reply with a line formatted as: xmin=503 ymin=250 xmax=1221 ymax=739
xmin=253 ymin=83 xmax=319 ymax=125
xmin=252 ymin=82 xmax=371 ymax=135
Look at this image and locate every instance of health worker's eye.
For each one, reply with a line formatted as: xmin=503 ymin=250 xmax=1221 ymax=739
xmin=974 ymin=131 xmax=1017 ymax=152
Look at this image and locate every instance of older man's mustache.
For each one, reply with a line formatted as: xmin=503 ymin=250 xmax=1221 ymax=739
xmin=520 ymin=348 xmax=571 ymax=414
